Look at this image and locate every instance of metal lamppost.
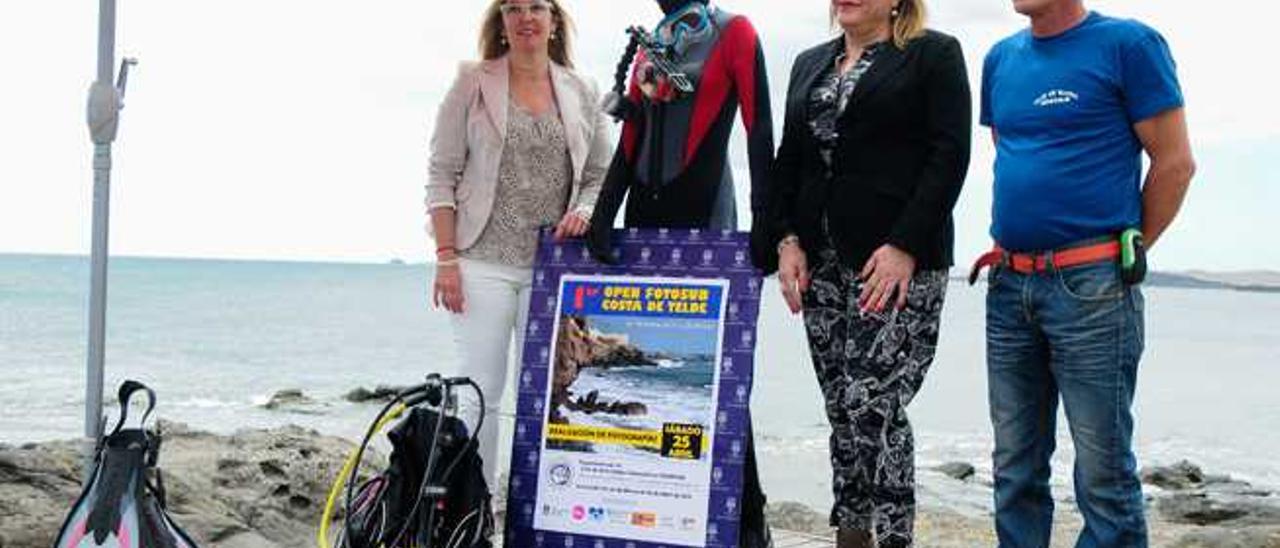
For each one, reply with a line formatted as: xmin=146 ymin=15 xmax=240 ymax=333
xmin=83 ymin=0 xmax=136 ymax=476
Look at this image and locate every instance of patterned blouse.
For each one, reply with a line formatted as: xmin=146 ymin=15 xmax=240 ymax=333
xmin=461 ymin=99 xmax=573 ymax=267
xmin=807 ymin=41 xmax=883 ymax=170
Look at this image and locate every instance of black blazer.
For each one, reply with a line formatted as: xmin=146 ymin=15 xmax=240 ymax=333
xmin=770 ymin=30 xmax=971 ymax=270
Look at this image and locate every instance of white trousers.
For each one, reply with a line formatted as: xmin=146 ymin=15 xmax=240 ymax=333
xmin=449 ymin=257 xmax=532 ymax=487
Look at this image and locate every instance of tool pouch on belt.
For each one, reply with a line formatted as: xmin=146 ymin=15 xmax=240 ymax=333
xmin=1119 ymin=228 xmax=1147 ymax=285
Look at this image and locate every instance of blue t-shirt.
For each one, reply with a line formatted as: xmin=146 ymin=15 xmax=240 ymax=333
xmin=980 ymin=12 xmax=1183 ymax=252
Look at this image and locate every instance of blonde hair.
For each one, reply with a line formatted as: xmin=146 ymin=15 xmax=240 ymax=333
xmin=830 ymin=0 xmax=927 ymax=49
xmin=478 ymin=0 xmax=575 ymax=68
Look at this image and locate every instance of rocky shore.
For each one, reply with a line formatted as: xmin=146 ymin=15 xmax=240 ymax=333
xmin=550 ymin=315 xmax=656 ymax=424
xmin=2 ymin=425 xmax=1277 ymax=547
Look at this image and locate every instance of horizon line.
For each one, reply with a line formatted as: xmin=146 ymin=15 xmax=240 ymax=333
xmin=2 ymin=251 xmax=1278 ymax=276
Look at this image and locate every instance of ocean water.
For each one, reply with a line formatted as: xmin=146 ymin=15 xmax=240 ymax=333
xmin=2 ymin=254 xmax=1277 ymax=516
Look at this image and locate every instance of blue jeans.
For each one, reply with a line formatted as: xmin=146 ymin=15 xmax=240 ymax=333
xmin=986 ymin=261 xmax=1147 ymax=548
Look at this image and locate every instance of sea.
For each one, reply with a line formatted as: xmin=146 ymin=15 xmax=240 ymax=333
xmin=2 ymin=253 xmax=1277 ymax=517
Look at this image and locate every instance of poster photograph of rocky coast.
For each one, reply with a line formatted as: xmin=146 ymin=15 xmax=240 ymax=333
xmin=543 ymin=281 xmax=725 ymax=460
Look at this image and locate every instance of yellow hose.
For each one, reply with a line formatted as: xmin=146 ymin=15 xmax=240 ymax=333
xmin=318 ymin=403 xmax=408 ymax=548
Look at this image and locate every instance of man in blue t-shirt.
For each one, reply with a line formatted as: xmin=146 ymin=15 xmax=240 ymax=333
xmin=978 ymin=0 xmax=1195 ymax=546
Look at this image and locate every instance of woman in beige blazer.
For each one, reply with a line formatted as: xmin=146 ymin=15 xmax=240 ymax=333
xmin=426 ymin=0 xmax=611 ymax=485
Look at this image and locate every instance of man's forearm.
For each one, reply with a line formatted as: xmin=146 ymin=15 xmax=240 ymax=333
xmin=1141 ymin=155 xmax=1195 ymax=248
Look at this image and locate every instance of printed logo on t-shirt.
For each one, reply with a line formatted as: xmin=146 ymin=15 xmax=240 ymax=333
xmin=1033 ymin=89 xmax=1079 ymax=107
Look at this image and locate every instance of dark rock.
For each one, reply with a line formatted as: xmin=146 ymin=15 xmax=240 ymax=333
xmin=344 ymin=385 xmax=411 ymax=403
xmin=766 ymin=501 xmax=831 ymax=536
xmin=1142 ymin=460 xmax=1206 ymax=490
xmin=1158 ymin=493 xmax=1280 ymax=527
xmin=565 ymin=390 xmax=649 ymax=417
xmin=1208 ymin=479 xmax=1276 ymax=498
xmin=262 ymin=389 xmax=312 ymax=410
xmin=1171 ymin=526 xmax=1280 ymax=548
xmin=935 ymin=462 xmax=976 ymax=481
xmin=1160 ymin=493 xmax=1250 ymax=525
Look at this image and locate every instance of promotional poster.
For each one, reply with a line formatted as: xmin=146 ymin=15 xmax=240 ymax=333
xmin=506 ymin=229 xmax=762 ymax=548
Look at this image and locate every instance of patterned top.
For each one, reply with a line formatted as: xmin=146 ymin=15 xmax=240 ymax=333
xmin=808 ymin=41 xmax=883 ymax=169
xmin=461 ymin=99 xmax=572 ymax=267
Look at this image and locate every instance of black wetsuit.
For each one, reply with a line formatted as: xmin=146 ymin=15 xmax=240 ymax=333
xmin=587 ymin=0 xmax=776 ymax=272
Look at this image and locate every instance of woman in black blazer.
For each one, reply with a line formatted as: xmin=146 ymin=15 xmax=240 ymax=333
xmin=769 ymin=0 xmax=970 ymax=546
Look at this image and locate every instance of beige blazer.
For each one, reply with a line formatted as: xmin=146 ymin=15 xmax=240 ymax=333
xmin=426 ymin=56 xmax=613 ymax=251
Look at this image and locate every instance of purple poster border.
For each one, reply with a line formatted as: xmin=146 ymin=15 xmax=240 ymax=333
xmin=505 ymin=228 xmax=762 ymax=548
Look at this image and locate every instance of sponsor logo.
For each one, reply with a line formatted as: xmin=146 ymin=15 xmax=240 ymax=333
xmin=588 ymin=506 xmax=607 ymax=522
xmin=630 ymin=512 xmax=657 ymax=528
xmin=549 ymin=463 xmax=573 ymax=486
xmin=701 ymin=249 xmax=715 ymax=266
xmin=572 ymin=505 xmax=587 ymax=522
xmin=722 ymin=357 xmax=734 ymax=375
xmin=669 ymin=248 xmax=682 ymax=265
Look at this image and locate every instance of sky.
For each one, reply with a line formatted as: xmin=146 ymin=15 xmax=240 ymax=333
xmin=0 ymin=0 xmax=1276 ymax=271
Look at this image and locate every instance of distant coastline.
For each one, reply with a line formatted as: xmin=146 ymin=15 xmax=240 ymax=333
xmin=4 ymin=253 xmax=1279 ymax=293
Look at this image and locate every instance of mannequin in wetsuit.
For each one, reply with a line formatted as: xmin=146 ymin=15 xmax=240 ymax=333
xmin=588 ymin=0 xmax=776 ymax=271
xmin=588 ymin=1 xmax=775 ymax=546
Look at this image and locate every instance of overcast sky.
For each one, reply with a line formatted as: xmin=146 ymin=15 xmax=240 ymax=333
xmin=1 ymin=0 xmax=1276 ymax=270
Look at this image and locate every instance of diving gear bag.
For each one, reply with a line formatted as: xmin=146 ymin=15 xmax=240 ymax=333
xmin=320 ymin=376 xmax=493 ymax=548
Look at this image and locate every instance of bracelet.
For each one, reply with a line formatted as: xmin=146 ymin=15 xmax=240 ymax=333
xmin=436 ymin=258 xmax=460 ymax=268
xmin=777 ymin=234 xmax=800 ymax=254
xmin=435 ymin=246 xmax=456 ymax=256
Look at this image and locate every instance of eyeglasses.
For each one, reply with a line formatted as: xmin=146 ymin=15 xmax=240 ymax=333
xmin=500 ymin=2 xmax=553 ymax=18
